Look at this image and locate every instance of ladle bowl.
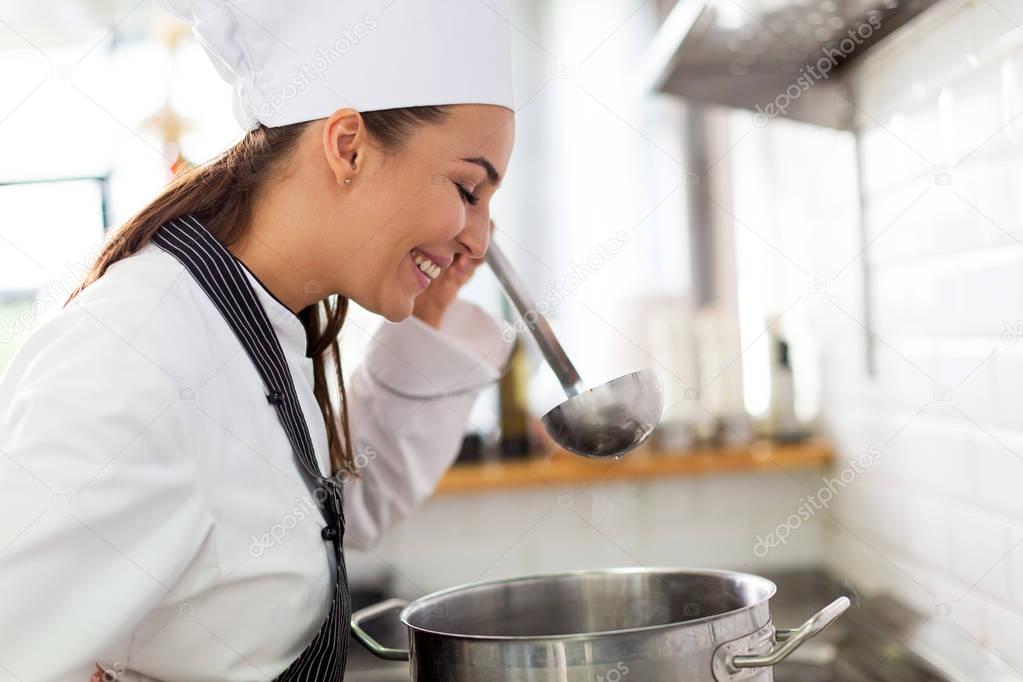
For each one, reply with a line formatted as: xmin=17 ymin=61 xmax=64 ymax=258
xmin=486 ymin=240 xmax=664 ymax=458
xmin=541 ymin=368 xmax=664 ymax=458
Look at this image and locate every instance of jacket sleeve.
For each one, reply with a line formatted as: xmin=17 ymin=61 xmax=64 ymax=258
xmin=0 ymin=304 xmax=214 ymax=681
xmin=342 ymin=299 xmax=513 ymax=549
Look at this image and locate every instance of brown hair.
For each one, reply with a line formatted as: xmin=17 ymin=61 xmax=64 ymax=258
xmin=67 ymin=106 xmax=451 ymax=475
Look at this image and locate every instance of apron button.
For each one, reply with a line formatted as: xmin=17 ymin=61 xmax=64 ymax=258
xmin=321 ymin=526 xmax=338 ymax=541
xmin=266 ymin=390 xmax=284 ymax=406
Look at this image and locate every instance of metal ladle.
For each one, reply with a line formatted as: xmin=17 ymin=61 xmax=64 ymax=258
xmin=486 ymin=240 xmax=665 ymax=459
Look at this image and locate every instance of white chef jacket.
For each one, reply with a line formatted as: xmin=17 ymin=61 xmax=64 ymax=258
xmin=0 ymin=242 xmax=511 ymax=681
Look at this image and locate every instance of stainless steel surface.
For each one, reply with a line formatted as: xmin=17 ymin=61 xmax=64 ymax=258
xmin=351 ymin=598 xmax=410 ymax=662
xmin=346 ymin=568 xmax=962 ymax=682
xmin=540 ymin=367 xmax=665 ymax=458
xmin=486 ymin=240 xmax=665 ymax=458
xmin=351 ymin=567 xmax=850 ymax=681
xmin=643 ymin=0 xmax=939 ymax=129
xmin=727 ymin=597 xmax=850 ymax=671
xmin=485 ymin=240 xmax=584 ymax=397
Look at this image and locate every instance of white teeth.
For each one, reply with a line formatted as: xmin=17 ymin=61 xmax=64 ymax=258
xmin=413 ymin=251 xmax=442 ymax=280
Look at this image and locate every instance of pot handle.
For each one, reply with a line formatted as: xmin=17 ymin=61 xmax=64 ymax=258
xmin=730 ymin=596 xmax=850 ymax=670
xmin=350 ymin=598 xmax=411 ymax=661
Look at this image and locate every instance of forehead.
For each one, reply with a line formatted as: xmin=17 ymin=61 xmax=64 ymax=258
xmin=415 ymin=104 xmax=515 ymax=172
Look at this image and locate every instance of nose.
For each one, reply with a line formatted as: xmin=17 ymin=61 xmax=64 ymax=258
xmin=455 ymin=212 xmax=491 ymax=260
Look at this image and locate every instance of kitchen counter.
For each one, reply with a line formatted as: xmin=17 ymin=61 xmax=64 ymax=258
xmin=433 ymin=439 xmax=833 ymax=496
xmin=344 ymin=568 xmax=967 ymax=681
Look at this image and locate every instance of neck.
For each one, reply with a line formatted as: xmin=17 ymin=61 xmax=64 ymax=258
xmin=227 ymin=136 xmax=362 ymax=314
xmin=228 ymin=189 xmax=331 ymax=315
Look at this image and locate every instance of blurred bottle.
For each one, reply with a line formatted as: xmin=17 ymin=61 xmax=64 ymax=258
xmin=692 ymin=306 xmax=751 ymax=446
xmin=498 ymin=339 xmax=532 ymax=458
xmin=759 ymin=325 xmax=807 ymax=442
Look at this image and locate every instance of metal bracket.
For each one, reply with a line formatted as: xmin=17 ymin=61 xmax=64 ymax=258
xmin=713 ymin=597 xmax=851 ymax=679
xmin=712 ymin=620 xmax=776 ymax=681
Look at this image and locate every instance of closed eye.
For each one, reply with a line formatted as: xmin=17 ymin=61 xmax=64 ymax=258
xmin=456 ymin=182 xmax=479 ymax=206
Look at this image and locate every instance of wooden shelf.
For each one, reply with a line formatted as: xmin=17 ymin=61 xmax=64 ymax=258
xmin=434 ymin=439 xmax=833 ymax=496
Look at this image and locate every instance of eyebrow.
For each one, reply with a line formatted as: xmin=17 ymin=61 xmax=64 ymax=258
xmin=461 ymin=156 xmax=501 ymax=186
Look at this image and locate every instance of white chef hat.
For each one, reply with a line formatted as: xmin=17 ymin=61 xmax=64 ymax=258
xmin=155 ymin=0 xmax=515 ymax=130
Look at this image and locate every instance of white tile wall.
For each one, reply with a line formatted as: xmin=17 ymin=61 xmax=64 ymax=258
xmin=820 ymin=0 xmax=1023 ymax=672
xmin=703 ymin=0 xmax=1023 ymax=673
xmin=352 ymin=470 xmax=829 ymax=598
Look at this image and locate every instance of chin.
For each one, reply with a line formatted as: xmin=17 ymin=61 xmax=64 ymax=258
xmin=377 ymin=296 xmax=416 ymax=323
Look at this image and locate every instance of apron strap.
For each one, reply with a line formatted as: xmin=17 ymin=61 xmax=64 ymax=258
xmin=152 ymin=216 xmax=342 ymax=518
xmin=153 ymin=215 xmax=350 ymax=681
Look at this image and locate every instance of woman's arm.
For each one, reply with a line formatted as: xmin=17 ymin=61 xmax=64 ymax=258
xmin=341 ymin=298 xmax=512 ymax=549
xmin=0 ymin=304 xmax=214 ymax=681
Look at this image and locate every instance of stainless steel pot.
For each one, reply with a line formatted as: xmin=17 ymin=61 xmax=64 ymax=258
xmin=351 ymin=567 xmax=850 ymax=681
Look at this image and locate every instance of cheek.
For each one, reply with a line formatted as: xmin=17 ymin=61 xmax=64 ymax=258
xmin=404 ymin=194 xmax=466 ymax=247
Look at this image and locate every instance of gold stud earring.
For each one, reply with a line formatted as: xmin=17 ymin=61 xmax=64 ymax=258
xmin=344 ymin=177 xmax=352 ymax=185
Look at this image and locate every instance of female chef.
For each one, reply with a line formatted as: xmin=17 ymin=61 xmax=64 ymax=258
xmin=0 ymin=0 xmax=515 ymax=680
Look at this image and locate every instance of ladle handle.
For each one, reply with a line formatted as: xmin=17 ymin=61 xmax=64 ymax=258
xmin=486 ymin=240 xmax=584 ymax=397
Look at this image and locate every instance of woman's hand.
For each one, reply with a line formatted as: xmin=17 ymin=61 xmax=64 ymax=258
xmin=412 ymin=220 xmax=494 ymax=328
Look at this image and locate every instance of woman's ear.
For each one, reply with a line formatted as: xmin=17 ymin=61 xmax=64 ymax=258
xmin=322 ymin=108 xmax=365 ymax=186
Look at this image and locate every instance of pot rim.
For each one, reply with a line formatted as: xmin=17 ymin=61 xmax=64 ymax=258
xmin=398 ymin=565 xmax=778 ymax=642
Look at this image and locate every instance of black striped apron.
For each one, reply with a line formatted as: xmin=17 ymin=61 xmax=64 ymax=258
xmin=152 ymin=215 xmax=350 ymax=681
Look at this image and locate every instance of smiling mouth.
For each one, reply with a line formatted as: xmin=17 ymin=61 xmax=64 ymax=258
xmin=411 ymin=249 xmax=443 ymax=281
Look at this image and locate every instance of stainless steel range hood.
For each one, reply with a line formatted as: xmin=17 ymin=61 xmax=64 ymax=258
xmin=643 ymin=0 xmax=939 ymax=129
